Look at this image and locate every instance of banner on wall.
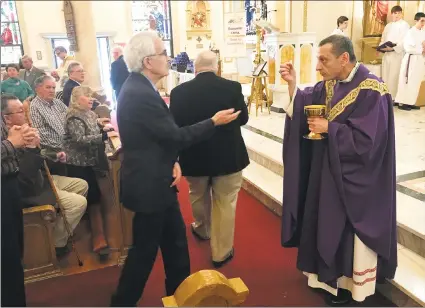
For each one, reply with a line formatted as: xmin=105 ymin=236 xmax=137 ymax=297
xmin=223 ymin=12 xmax=246 ymax=58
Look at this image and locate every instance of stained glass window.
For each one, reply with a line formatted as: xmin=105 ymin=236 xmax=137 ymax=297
xmin=245 ymin=0 xmax=268 ymax=35
xmin=1 ymin=0 xmax=23 ymax=65
xmin=131 ymin=1 xmax=174 ymax=57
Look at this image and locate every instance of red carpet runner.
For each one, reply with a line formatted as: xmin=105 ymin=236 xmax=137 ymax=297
xmin=25 ymin=179 xmax=394 ymax=307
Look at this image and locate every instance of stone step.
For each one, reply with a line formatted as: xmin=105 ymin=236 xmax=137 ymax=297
xmin=395 ymin=191 xmax=425 ymax=258
xmin=242 ymin=160 xmax=283 ymax=216
xmin=242 ymin=127 xmax=283 ymax=177
xmin=377 ymin=244 xmax=425 ymax=307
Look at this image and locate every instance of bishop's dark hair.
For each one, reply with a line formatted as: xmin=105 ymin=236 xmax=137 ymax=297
xmin=414 ymin=12 xmax=425 ymax=21
xmin=337 ymin=16 xmax=349 ymax=27
xmin=319 ymin=35 xmax=356 ymax=63
xmin=391 ymin=5 xmax=403 ymax=14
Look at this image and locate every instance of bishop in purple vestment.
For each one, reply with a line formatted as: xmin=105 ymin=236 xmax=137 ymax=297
xmin=279 ymin=35 xmax=397 ymax=306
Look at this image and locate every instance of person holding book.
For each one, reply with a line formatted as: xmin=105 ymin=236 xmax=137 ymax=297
xmin=395 ymin=12 xmax=425 ymax=111
xmin=379 ymin=5 xmax=410 ymax=101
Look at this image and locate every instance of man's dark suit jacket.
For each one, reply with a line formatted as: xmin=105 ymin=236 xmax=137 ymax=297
xmin=117 ymin=73 xmax=216 ymax=213
xmin=110 ymin=56 xmax=129 ymax=98
xmin=18 ymin=149 xmax=56 ymax=208
xmin=169 ymin=72 xmax=250 ymax=177
xmin=62 ymin=79 xmax=80 ymax=107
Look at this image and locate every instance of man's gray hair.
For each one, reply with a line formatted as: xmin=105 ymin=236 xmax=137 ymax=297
xmin=34 ymin=75 xmax=55 ymax=88
xmin=21 ymin=54 xmax=32 ymax=61
xmin=319 ymin=35 xmax=357 ymax=63
xmin=67 ymin=61 xmax=82 ymax=75
xmin=112 ymin=45 xmax=124 ymax=54
xmin=123 ymin=31 xmax=159 ymax=73
xmin=194 ymin=50 xmax=218 ymax=73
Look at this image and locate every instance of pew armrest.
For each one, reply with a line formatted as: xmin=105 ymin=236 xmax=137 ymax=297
xmin=23 ymin=205 xmax=56 ymax=222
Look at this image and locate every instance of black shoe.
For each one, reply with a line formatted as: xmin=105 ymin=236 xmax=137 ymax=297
xmin=393 ymin=102 xmax=399 ymax=106
xmin=55 ymin=245 xmax=70 ymax=258
xmin=191 ymin=224 xmax=209 ymax=241
xmin=411 ymin=105 xmax=420 ymax=110
xmin=324 ymin=289 xmax=352 ymax=307
xmin=398 ymin=104 xmax=412 ymax=111
xmin=212 ymin=248 xmax=234 ymax=268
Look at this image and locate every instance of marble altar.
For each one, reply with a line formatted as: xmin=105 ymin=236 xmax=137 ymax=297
xmin=264 ymin=32 xmax=318 ymax=112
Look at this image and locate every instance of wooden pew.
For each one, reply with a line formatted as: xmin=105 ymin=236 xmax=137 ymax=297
xmin=106 ymin=135 xmax=134 ymax=265
xmin=162 ymin=270 xmax=249 ymax=307
xmin=22 ymin=205 xmax=63 ymax=283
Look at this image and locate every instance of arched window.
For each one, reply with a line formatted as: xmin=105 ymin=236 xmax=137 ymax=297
xmin=131 ymin=1 xmax=174 ymax=57
xmin=1 ymin=0 xmax=23 ymax=66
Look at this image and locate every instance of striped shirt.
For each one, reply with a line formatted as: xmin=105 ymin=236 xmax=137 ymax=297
xmin=1 ymin=119 xmax=19 ymax=176
xmin=29 ymin=96 xmax=67 ymax=151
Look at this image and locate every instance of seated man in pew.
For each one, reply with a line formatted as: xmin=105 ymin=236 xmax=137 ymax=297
xmin=1 ymin=94 xmax=88 ymax=258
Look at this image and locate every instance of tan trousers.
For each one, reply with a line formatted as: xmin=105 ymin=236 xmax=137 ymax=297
xmin=51 ymin=175 xmax=88 ymax=247
xmin=186 ymin=171 xmax=243 ymax=262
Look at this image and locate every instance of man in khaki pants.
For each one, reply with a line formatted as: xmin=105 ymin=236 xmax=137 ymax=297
xmin=170 ymin=51 xmax=249 ymax=267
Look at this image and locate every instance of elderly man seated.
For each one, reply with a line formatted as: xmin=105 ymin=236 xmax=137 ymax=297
xmin=2 ymin=94 xmax=88 ymax=257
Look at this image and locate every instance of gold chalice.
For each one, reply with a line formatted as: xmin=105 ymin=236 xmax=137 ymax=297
xmin=304 ymin=105 xmax=327 ymax=140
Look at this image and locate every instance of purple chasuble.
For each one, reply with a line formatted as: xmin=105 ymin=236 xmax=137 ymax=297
xmin=281 ymin=64 xmax=397 ymax=288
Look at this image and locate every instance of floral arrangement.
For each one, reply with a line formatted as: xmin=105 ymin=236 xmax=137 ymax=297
xmin=173 ymin=52 xmax=191 ymax=72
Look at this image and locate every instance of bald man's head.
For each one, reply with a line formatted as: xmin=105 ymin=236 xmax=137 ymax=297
xmin=194 ymin=50 xmax=218 ymax=74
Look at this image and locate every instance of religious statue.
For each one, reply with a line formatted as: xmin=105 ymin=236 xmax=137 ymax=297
xmin=363 ymin=0 xmax=389 ymax=37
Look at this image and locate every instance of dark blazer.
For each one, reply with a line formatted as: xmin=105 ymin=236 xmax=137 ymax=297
xmin=169 ymin=72 xmax=250 ymax=177
xmin=117 ymin=73 xmax=216 ymax=213
xmin=19 ymin=66 xmax=46 ymax=92
xmin=110 ymin=56 xmax=129 ymax=98
xmin=17 ymin=149 xmax=56 ymax=208
xmin=62 ymin=79 xmax=80 ymax=107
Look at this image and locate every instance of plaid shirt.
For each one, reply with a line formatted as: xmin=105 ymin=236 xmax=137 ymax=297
xmin=1 ymin=119 xmax=19 ymax=176
xmin=29 ymin=96 xmax=67 ymax=151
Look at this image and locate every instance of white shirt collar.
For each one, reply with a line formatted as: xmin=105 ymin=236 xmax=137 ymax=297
xmin=339 ymin=62 xmax=360 ymax=83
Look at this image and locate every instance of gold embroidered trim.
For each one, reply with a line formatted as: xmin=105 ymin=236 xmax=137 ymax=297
xmin=327 ymin=78 xmax=388 ymax=122
xmin=325 ymin=80 xmax=337 ymax=116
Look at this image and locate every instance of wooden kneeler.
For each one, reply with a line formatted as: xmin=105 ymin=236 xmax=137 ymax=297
xmin=162 ymin=270 xmax=249 ymax=307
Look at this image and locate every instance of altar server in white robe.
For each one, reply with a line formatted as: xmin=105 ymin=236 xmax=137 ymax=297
xmin=330 ymin=16 xmax=349 ymax=36
xmin=395 ymin=12 xmax=425 ymax=111
xmin=380 ymin=5 xmax=410 ymax=100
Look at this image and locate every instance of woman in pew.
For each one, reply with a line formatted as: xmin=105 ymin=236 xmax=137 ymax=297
xmin=64 ymin=86 xmax=117 ymax=256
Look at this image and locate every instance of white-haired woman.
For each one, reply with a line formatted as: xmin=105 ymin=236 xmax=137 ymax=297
xmin=64 ymin=86 xmax=117 ymax=255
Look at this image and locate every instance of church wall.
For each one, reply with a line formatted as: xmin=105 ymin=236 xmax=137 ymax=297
xmin=16 ymin=1 xmax=131 ymax=69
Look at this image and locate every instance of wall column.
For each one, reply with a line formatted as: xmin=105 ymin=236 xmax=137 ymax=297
xmin=70 ymin=0 xmax=102 ymax=91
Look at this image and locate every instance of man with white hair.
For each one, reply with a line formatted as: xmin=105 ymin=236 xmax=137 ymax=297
xmin=170 ymin=50 xmax=249 ymax=268
xmin=110 ymin=45 xmax=129 ymax=98
xmin=19 ymin=55 xmax=46 ymax=91
xmin=112 ymin=32 xmax=242 ymax=306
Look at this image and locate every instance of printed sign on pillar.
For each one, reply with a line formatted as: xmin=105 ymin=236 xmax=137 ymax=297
xmin=223 ymin=12 xmax=246 ymax=58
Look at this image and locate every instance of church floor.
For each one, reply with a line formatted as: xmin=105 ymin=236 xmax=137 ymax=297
xmin=25 ymin=179 xmax=394 ymax=307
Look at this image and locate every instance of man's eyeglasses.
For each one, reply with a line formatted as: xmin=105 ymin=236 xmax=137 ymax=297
xmin=148 ymin=49 xmax=168 ymax=58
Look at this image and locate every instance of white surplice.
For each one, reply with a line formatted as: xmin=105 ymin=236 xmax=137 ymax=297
xmin=395 ymin=27 xmax=425 ymax=106
xmin=330 ymin=28 xmax=347 ymax=36
xmin=380 ymin=19 xmax=411 ymax=99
